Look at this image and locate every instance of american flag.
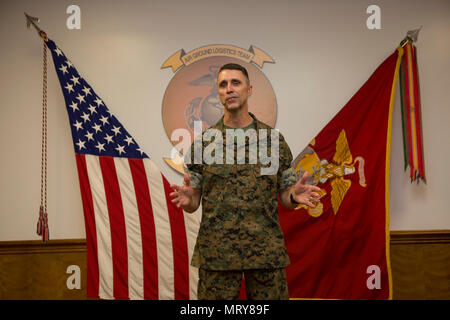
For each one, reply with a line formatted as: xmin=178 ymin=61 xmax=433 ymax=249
xmin=46 ymin=39 xmax=199 ymax=300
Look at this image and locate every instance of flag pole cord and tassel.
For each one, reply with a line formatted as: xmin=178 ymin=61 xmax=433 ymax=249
xmin=398 ymin=27 xmax=426 ymax=184
xmin=26 ymin=13 xmax=50 ymax=242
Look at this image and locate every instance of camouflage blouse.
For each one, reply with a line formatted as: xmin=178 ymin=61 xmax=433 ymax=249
xmin=185 ymin=113 xmax=297 ymax=270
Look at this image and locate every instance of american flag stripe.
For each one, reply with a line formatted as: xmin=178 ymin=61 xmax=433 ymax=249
xmin=185 ymin=212 xmax=200 ymax=299
xmin=143 ymin=159 xmax=175 ymax=299
xmin=99 ymin=156 xmax=129 ymax=299
xmin=47 ymin=38 xmax=198 ymax=300
xmin=162 ymin=176 xmax=190 ymax=299
xmin=128 ymin=158 xmax=159 ymax=300
xmin=75 ymin=154 xmax=99 ymax=298
xmin=86 ymin=155 xmax=114 ymax=299
xmin=115 ymin=158 xmax=144 ymax=299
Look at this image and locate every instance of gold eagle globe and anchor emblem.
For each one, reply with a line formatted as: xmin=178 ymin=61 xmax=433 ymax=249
xmin=292 ymin=129 xmax=367 ymax=218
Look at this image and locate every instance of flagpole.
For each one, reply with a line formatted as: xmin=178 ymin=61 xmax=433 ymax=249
xmin=24 ymin=12 xmax=48 ymax=41
xmin=400 ymin=26 xmax=422 ymax=47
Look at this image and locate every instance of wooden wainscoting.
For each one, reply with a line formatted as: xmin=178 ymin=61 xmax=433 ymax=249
xmin=1 ymin=231 xmax=449 ymax=299
xmin=0 ymin=239 xmax=88 ymax=299
xmin=390 ymin=230 xmax=450 ymax=300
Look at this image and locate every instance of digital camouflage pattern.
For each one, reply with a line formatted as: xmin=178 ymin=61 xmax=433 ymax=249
xmin=197 ymin=268 xmax=289 ymax=300
xmin=185 ymin=113 xmax=297 ymax=270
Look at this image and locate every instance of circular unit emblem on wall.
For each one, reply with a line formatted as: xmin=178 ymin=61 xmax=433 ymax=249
xmin=161 ymin=45 xmax=278 ymax=173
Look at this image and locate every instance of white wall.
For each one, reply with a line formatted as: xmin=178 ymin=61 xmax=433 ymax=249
xmin=1 ymin=0 xmax=449 ymax=241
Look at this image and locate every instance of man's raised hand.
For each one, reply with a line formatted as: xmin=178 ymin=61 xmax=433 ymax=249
xmin=292 ymin=172 xmax=322 ymax=208
xmin=170 ymin=173 xmax=195 ymax=208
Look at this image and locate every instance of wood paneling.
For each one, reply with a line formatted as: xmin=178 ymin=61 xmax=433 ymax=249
xmin=390 ymin=230 xmax=450 ymax=300
xmin=0 ymin=239 xmax=87 ymax=299
xmin=1 ymin=231 xmax=449 ymax=299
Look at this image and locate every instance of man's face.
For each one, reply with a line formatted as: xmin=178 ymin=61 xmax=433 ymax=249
xmin=217 ymin=69 xmax=252 ymax=112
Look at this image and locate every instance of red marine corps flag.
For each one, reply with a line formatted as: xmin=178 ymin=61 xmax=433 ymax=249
xmin=279 ymin=46 xmax=404 ymax=299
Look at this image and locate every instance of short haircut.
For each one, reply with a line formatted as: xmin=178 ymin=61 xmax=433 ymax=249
xmin=218 ymin=63 xmax=250 ymax=83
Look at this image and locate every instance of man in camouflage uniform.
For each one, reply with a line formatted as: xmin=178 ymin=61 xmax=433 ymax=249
xmin=170 ymin=63 xmax=321 ymax=300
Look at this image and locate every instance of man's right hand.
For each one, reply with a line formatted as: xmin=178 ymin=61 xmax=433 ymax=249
xmin=169 ymin=174 xmax=201 ymax=213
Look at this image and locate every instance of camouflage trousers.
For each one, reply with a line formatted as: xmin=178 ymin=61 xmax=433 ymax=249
xmin=197 ymin=268 xmax=289 ymax=300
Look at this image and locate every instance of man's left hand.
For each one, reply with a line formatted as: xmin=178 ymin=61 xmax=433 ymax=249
xmin=292 ymin=172 xmax=322 ymax=208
